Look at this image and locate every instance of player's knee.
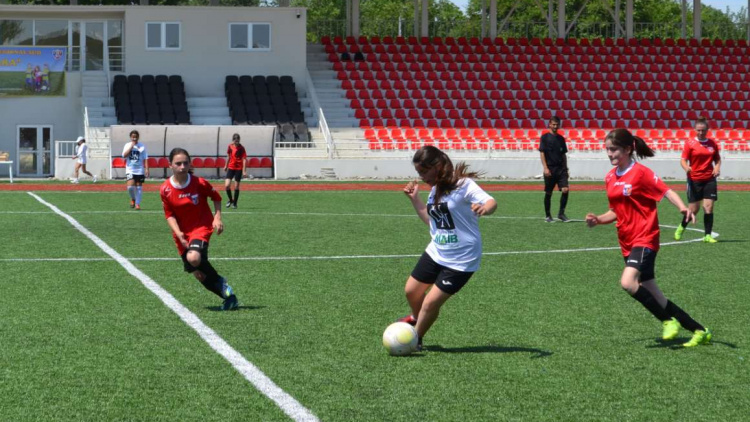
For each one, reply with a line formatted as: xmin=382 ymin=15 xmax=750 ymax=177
xmin=620 ymin=278 xmax=638 ymax=294
xmin=561 ymin=187 xmax=569 ymax=193
xmin=186 ymin=250 xmax=202 ymax=267
xmin=703 ymin=204 xmax=713 ymax=213
xmin=192 ymin=271 xmax=206 ymax=282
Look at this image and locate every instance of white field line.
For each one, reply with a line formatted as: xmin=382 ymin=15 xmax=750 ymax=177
xmin=0 ymin=223 xmax=711 ymax=263
xmin=26 ymin=192 xmax=319 ymax=422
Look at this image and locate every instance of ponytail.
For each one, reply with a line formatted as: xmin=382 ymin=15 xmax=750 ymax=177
xmin=605 ymin=128 xmax=655 ymax=159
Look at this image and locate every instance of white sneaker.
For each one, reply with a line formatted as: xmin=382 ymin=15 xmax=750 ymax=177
xmin=92 ymin=175 xmax=98 ymax=183
xmin=71 ymin=179 xmax=79 ymax=184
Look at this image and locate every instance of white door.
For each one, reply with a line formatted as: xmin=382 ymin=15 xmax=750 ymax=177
xmin=17 ymin=126 xmax=53 ymax=177
xmin=70 ymin=21 xmax=106 ymax=71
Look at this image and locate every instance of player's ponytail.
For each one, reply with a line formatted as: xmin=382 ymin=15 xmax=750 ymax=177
xmin=605 ymin=128 xmax=655 ymax=159
xmin=412 ymin=146 xmax=480 ymax=203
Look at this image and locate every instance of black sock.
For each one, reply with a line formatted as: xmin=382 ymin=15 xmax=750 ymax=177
xmin=234 ymin=189 xmax=240 ymax=204
xmin=225 ymin=188 xmax=233 ymax=203
xmin=559 ymin=192 xmax=569 ymax=216
xmin=197 ymin=259 xmax=225 ymax=298
xmin=680 ymin=217 xmax=689 ymax=228
xmin=632 ymin=287 xmax=670 ymax=321
xmin=704 ymin=213 xmax=714 ymax=235
xmin=544 ymin=193 xmax=552 ymax=217
xmin=665 ymin=301 xmax=705 ymax=332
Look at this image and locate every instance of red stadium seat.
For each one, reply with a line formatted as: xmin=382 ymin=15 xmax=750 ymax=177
xmin=248 ymin=157 xmax=261 ymax=168
xmin=260 ymin=157 xmax=273 ymax=168
xmin=112 ymin=157 xmax=125 ymax=168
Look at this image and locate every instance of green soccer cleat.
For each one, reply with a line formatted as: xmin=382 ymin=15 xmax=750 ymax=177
xmin=222 ymin=294 xmax=239 ymax=311
xmin=703 ymin=235 xmax=718 ymax=244
xmin=683 ymin=328 xmax=712 ymax=348
xmin=662 ymin=317 xmax=681 ymax=340
xmin=674 ymin=225 xmax=685 ymax=240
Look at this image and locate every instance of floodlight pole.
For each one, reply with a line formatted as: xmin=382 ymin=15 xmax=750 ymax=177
xmin=351 ymin=0 xmax=360 ymax=38
xmin=421 ymin=0 xmax=429 ymax=37
xmin=626 ymin=0 xmax=633 ymax=39
xmin=414 ymin=0 xmax=420 ymax=38
xmin=557 ymin=0 xmax=565 ymax=39
xmin=489 ymin=0 xmax=498 ymax=38
xmin=681 ymin=0 xmax=687 ymax=39
xmin=693 ymin=0 xmax=701 ymax=39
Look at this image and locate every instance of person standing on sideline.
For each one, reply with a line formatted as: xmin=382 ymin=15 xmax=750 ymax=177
xmin=160 ymin=148 xmax=239 ymax=311
xmin=71 ymin=136 xmax=97 ymax=184
xmin=585 ymin=128 xmax=711 ymax=347
xmin=674 ymin=117 xmax=721 ymax=243
xmin=399 ymin=146 xmax=497 ymax=351
xmin=122 ymin=130 xmax=149 ymax=210
xmin=223 ymin=133 xmax=247 ymax=209
xmin=538 ymin=116 xmax=570 ymax=222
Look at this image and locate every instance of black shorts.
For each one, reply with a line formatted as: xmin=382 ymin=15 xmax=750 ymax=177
xmin=544 ymin=167 xmax=569 ymax=192
xmin=410 ymin=252 xmax=474 ymax=295
xmin=126 ymin=173 xmax=146 ymax=183
xmin=624 ymin=247 xmax=657 ymax=282
xmin=181 ymin=239 xmax=209 ymax=273
xmin=687 ymin=178 xmax=718 ymax=203
xmin=225 ymin=169 xmax=243 ymax=182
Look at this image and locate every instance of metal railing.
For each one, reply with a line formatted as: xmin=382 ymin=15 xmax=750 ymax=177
xmin=304 ymin=69 xmax=334 ymax=158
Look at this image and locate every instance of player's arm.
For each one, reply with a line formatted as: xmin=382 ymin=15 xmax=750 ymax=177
xmin=144 ymin=153 xmax=150 ymax=177
xmin=404 ymin=180 xmax=430 ymax=225
xmin=122 ymin=141 xmax=135 ymax=158
xmin=242 ymin=154 xmax=248 ymax=177
xmin=664 ymin=189 xmax=695 ymax=224
xmin=211 ymin=199 xmax=224 ymax=235
xmin=166 ymin=216 xmax=188 ymax=248
xmin=713 ymin=154 xmax=721 ymax=177
xmin=471 ymin=198 xmax=497 ymax=216
xmin=680 ymin=157 xmax=691 ymax=174
xmin=539 ymin=152 xmax=550 ymax=177
xmin=586 ymin=209 xmax=617 ymax=227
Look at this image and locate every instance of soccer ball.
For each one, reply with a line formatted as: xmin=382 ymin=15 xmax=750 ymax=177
xmin=382 ymin=322 xmax=418 ymax=356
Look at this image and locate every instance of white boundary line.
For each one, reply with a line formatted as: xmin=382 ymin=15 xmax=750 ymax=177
xmin=26 ymin=192 xmax=319 ymax=422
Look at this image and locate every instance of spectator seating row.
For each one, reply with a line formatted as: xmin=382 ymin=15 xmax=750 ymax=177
xmin=327 ymin=36 xmax=750 ymax=134
xmin=113 ymin=74 xmax=190 ymax=125
xmin=363 ymin=128 xmax=750 ymax=152
xmin=224 ymin=75 xmax=311 ymax=144
xmin=323 ymin=35 xmax=749 ymax=49
xmin=112 ymin=156 xmax=272 ymax=169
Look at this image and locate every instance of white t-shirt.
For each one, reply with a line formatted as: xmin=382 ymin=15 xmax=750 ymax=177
xmin=424 ymin=178 xmax=494 ymax=272
xmin=123 ymin=142 xmax=148 ymax=175
xmin=75 ymin=143 xmax=88 ymax=164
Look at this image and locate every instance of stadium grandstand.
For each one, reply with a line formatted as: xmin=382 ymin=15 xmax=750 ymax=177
xmin=0 ymin=1 xmax=748 ymax=181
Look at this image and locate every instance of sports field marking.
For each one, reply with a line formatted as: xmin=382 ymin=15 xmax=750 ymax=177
xmin=0 ymin=222 xmax=711 ymax=263
xmin=26 ymin=192 xmax=319 ymax=422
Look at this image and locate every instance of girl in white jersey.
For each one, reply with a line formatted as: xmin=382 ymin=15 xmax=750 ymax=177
xmin=122 ymin=130 xmax=149 ymax=210
xmin=71 ymin=136 xmax=96 ymax=184
xmin=399 ymin=146 xmax=497 ymax=350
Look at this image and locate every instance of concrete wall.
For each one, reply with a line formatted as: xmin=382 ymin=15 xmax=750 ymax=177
xmin=274 ymin=155 xmax=750 ymax=181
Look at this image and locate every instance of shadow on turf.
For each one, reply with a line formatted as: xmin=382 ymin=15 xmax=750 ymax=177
xmin=643 ymin=337 xmax=738 ymax=350
xmin=205 ymin=305 xmax=266 ymax=312
xmin=425 ymin=344 xmax=552 ymax=358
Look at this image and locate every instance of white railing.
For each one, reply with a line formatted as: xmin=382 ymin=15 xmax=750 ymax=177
xmin=305 ymin=68 xmax=335 ymax=158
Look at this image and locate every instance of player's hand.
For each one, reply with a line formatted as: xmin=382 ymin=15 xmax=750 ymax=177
xmin=681 ymin=208 xmax=696 ymax=224
xmin=403 ymin=179 xmax=419 ymax=199
xmin=145 ymin=169 xmax=150 ymax=178
xmin=176 ymin=231 xmax=189 ymax=249
xmin=685 ymin=166 xmax=692 ymax=174
xmin=585 ymin=213 xmax=599 ymax=228
xmin=543 ymin=168 xmax=551 ymax=177
xmin=712 ymin=168 xmax=720 ymax=177
xmin=471 ymin=203 xmax=489 ymax=216
xmin=224 ymin=166 xmax=228 ymax=172
xmin=213 ymin=216 xmax=224 ymax=235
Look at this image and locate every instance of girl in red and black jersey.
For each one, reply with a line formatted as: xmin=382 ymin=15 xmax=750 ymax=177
xmin=160 ymin=148 xmax=239 ymax=310
xmin=223 ymin=133 xmax=248 ymax=209
xmin=675 ymin=118 xmax=721 ymax=243
xmin=585 ymin=129 xmax=711 ymax=347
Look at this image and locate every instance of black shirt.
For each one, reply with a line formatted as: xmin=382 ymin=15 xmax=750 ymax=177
xmin=539 ymin=132 xmax=568 ymax=168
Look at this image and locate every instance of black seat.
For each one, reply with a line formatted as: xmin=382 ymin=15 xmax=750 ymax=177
xmin=168 ymin=75 xmax=182 ymax=85
xmin=252 ymin=75 xmax=266 ymax=86
xmin=279 ymin=76 xmax=294 ymax=86
xmin=175 ymin=111 xmax=191 ymax=125
xmin=279 ymin=122 xmax=294 ymax=141
xmin=141 ymin=74 xmax=155 ymax=85
xmin=155 ymin=75 xmax=169 ymax=85
xmin=281 ymin=85 xmax=296 ymax=95
xmin=113 ymin=74 xmax=127 ymax=85
xmin=294 ymin=122 xmax=310 ymax=143
xmin=132 ymin=111 xmax=147 ymax=124
xmin=146 ymin=111 xmax=161 ymax=125
xmin=266 ymin=75 xmax=280 ymax=86
xmin=162 ymin=111 xmax=176 ymax=124
xmin=127 ymin=74 xmax=141 ymax=85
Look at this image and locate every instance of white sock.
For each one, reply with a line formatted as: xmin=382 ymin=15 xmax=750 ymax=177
xmin=136 ymin=186 xmax=143 ymax=205
xmin=127 ymin=185 xmax=136 ymax=200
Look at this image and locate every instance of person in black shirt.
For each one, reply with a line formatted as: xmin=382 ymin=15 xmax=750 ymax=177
xmin=538 ymin=116 xmax=570 ymax=222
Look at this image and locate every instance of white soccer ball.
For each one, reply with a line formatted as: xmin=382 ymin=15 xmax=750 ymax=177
xmin=382 ymin=322 xmax=418 ymax=356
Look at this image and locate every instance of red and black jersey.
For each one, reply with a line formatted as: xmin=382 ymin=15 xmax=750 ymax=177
xmin=681 ymin=138 xmax=720 ymax=182
xmin=226 ymin=143 xmax=247 ymax=171
xmin=605 ymin=162 xmax=669 ymax=257
xmin=160 ymin=175 xmax=223 ymax=255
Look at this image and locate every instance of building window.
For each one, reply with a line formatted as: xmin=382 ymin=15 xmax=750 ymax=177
xmin=229 ymin=23 xmax=271 ymax=51
xmin=146 ymin=22 xmax=180 ymax=50
xmin=1 ymin=20 xmax=33 ymax=46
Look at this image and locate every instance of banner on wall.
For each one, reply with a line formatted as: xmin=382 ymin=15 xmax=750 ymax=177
xmin=0 ymin=46 xmax=67 ymax=97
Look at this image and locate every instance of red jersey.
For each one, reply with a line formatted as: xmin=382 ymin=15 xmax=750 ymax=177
xmin=605 ymin=162 xmax=669 ymax=257
xmin=681 ymin=138 xmax=720 ymax=182
xmin=160 ymin=175 xmax=223 ymax=255
xmin=226 ymin=143 xmax=247 ymax=171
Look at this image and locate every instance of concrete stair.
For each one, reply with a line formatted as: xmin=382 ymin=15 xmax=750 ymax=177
xmin=187 ymin=97 xmax=232 ymax=125
xmin=81 ymin=71 xmax=117 ymax=127
xmin=307 ymin=44 xmax=361 ymax=134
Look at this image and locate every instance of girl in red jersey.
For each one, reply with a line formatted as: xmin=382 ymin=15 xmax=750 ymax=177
xmin=223 ymin=133 xmax=248 ymax=209
xmin=585 ymin=129 xmax=711 ymax=347
xmin=674 ymin=118 xmax=721 ymax=243
xmin=160 ymin=148 xmax=239 ymax=310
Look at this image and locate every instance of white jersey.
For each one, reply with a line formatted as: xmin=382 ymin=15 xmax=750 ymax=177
xmin=424 ymin=178 xmax=494 ymax=272
xmin=123 ymin=142 xmax=148 ymax=175
xmin=75 ymin=144 xmax=88 ymax=164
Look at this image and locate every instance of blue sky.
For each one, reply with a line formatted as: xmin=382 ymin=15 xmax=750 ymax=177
xmin=449 ymin=0 xmax=747 ymax=14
